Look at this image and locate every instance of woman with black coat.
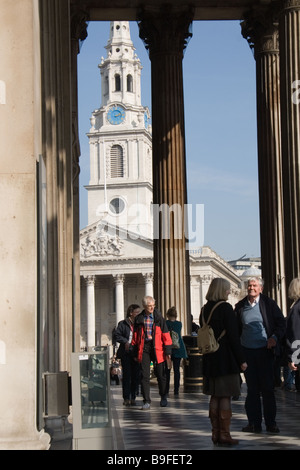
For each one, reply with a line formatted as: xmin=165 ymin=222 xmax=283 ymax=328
xmin=286 ymin=278 xmax=300 ymax=382
xmin=115 ymin=304 xmax=141 ymax=406
xmin=199 ymin=278 xmax=247 ymax=446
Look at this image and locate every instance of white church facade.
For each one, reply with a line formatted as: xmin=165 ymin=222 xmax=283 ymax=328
xmin=79 ymin=21 xmax=242 ymax=352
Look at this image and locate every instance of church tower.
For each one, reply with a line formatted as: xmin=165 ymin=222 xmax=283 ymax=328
xmin=86 ymin=21 xmax=152 ymax=239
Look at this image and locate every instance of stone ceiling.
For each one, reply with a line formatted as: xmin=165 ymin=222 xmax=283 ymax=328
xmin=71 ymin=0 xmax=274 ymax=21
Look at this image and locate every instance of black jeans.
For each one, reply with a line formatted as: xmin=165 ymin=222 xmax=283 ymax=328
xmin=243 ymin=346 xmax=277 ymax=427
xmin=120 ymin=352 xmax=140 ymax=401
xmin=141 ymin=341 xmax=167 ymax=403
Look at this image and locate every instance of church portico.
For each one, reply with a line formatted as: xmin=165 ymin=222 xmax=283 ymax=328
xmin=80 ymin=269 xmax=154 ymax=352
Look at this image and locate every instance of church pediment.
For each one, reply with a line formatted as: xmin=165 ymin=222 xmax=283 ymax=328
xmin=80 ymin=220 xmax=153 ymax=262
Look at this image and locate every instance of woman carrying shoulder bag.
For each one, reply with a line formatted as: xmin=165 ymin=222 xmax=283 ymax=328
xmin=166 ymin=306 xmax=188 ymax=396
xmin=200 ymin=278 xmax=247 ymax=446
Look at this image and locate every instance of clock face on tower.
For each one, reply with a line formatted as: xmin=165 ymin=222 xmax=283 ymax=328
xmin=107 ymin=105 xmax=126 ymax=125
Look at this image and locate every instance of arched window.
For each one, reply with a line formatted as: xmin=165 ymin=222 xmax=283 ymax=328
xmin=104 ymin=76 xmax=109 ymax=95
xmin=115 ymin=74 xmax=121 ymax=91
xmin=127 ymin=74 xmax=133 ymax=92
xmin=110 ymin=145 xmax=124 ymax=178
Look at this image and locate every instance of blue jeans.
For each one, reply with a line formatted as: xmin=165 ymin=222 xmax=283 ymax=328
xmin=283 ymin=366 xmax=295 ymax=390
xmin=166 ymin=357 xmax=181 ymax=394
xmin=243 ymin=347 xmax=277 ymax=428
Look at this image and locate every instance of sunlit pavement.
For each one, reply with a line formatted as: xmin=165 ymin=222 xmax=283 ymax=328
xmin=111 ymin=382 xmax=300 ymax=451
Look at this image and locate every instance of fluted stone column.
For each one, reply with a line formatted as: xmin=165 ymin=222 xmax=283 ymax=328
xmin=138 ymin=5 xmax=194 ymax=333
xmin=71 ymin=5 xmax=89 ymax=352
xmin=86 ymin=275 xmax=96 ymax=348
xmin=0 ymin=0 xmax=51 ymax=450
xmin=241 ymin=11 xmax=286 ymax=312
xmin=143 ymin=273 xmax=154 ymax=297
xmin=114 ymin=274 xmax=125 ymax=325
xmin=279 ymin=0 xmax=300 ymax=301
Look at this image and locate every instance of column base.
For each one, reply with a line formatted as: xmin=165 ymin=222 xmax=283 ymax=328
xmin=45 ymin=415 xmax=73 ymax=448
xmin=0 ymin=429 xmax=51 ymax=450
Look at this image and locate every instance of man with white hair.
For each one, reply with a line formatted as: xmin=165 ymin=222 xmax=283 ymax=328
xmin=131 ymin=296 xmax=172 ymax=410
xmin=234 ymin=277 xmax=286 ymax=434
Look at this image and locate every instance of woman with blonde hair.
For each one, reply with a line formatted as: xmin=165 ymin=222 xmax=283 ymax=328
xmin=200 ymin=278 xmax=247 ymax=446
xmin=286 ymin=278 xmax=300 ymax=379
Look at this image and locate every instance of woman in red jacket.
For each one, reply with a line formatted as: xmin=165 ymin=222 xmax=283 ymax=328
xmin=131 ymin=296 xmax=172 ymax=410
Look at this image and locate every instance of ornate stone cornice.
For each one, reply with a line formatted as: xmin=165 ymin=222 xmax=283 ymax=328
xmin=81 ymin=224 xmax=124 ymax=258
xmin=70 ymin=5 xmax=89 ymax=53
xmin=137 ymin=4 xmax=194 ymax=58
xmin=85 ymin=275 xmax=96 ymax=286
xmin=241 ymin=7 xmax=279 ymax=57
xmin=113 ymin=274 xmax=125 ymax=285
xmin=280 ymin=0 xmax=300 ymax=11
xmin=143 ymin=273 xmax=154 ymax=283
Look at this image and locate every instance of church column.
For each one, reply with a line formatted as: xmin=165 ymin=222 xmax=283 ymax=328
xmin=143 ymin=273 xmax=154 ymax=297
xmin=114 ymin=274 xmax=125 ymax=325
xmin=89 ymin=141 xmax=99 ymax=185
xmin=199 ymin=275 xmax=213 ymax=311
xmin=122 ymin=61 xmax=127 ymax=102
xmin=278 ymin=0 xmax=300 ymax=302
xmin=86 ymin=275 xmax=96 ymax=348
xmin=138 ymin=5 xmax=194 ymax=332
xmin=241 ymin=10 xmax=286 ymax=312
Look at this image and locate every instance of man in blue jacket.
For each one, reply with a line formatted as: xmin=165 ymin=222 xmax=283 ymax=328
xmin=234 ymin=277 xmax=286 ymax=434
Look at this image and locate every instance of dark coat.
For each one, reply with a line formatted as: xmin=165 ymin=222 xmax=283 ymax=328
xmin=234 ymin=293 xmax=286 ymax=356
xmin=131 ymin=308 xmax=172 ymax=364
xmin=199 ymin=300 xmax=245 ymax=378
xmin=114 ymin=318 xmax=133 ymax=359
xmin=166 ymin=320 xmax=188 ymax=359
xmin=286 ymin=299 xmax=300 ymax=363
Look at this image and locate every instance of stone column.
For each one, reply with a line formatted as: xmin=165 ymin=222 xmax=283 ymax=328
xmin=279 ymin=0 xmax=300 ymax=302
xmin=114 ymin=274 xmax=125 ymax=325
xmin=86 ymin=276 xmax=96 ymax=349
xmin=143 ymin=273 xmax=154 ymax=297
xmin=0 ymin=0 xmax=50 ymax=450
xmin=71 ymin=5 xmax=89 ymax=353
xmin=199 ymin=275 xmax=213 ymax=311
xmin=138 ymin=5 xmax=194 ymax=333
xmin=241 ymin=10 xmax=286 ymax=312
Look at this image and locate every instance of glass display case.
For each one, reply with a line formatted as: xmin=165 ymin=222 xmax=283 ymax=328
xmin=71 ymin=348 xmax=113 ymax=449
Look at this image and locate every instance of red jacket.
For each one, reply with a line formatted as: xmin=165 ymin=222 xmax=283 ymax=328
xmin=131 ymin=309 xmax=173 ymax=364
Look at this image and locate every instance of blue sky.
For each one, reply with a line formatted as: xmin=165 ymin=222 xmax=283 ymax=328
xmin=78 ymin=20 xmax=260 ymax=262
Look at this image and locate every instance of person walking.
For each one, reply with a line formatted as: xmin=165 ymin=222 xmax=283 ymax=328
xmin=131 ymin=296 xmax=172 ymax=410
xmin=286 ymin=278 xmax=300 ymax=382
xmin=115 ymin=304 xmax=141 ymax=406
xmin=234 ymin=276 xmax=286 ymax=434
xmin=200 ymin=278 xmax=247 ymax=446
xmin=166 ymin=306 xmax=188 ymax=396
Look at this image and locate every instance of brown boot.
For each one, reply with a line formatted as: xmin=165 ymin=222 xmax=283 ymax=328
xmin=219 ymin=409 xmax=239 ymax=446
xmin=209 ymin=408 xmax=219 ymax=444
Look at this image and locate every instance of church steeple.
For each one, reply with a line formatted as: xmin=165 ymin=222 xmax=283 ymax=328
xmin=86 ymin=22 xmax=152 ymax=238
xmin=99 ymin=21 xmax=142 ymax=108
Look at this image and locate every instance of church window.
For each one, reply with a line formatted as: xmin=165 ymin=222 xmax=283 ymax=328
xmin=127 ymin=74 xmax=133 ymax=92
xmin=115 ymin=74 xmax=121 ymax=91
xmin=110 ymin=145 xmax=124 ymax=178
xmin=109 ymin=197 xmax=125 ymax=215
xmin=104 ymin=76 xmax=109 ymax=95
